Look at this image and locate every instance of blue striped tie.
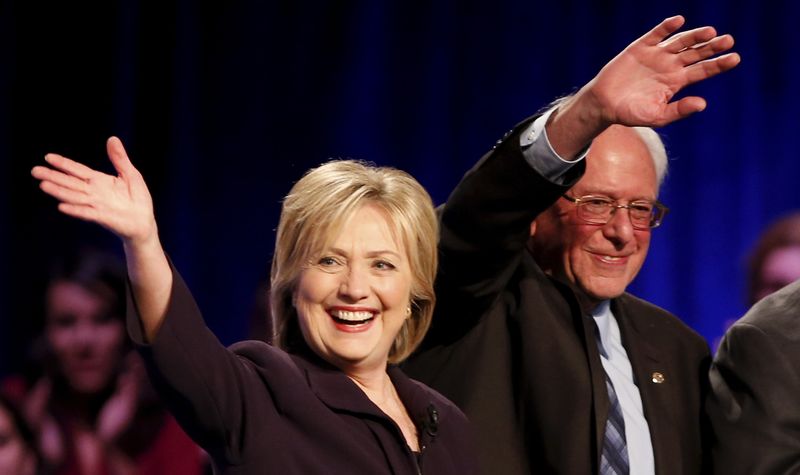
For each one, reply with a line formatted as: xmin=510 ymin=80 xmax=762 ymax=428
xmin=600 ymin=374 xmax=629 ymax=475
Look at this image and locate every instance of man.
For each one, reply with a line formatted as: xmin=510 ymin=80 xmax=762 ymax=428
xmin=404 ymin=16 xmax=739 ymax=474
xmin=707 ymin=221 xmax=800 ymax=474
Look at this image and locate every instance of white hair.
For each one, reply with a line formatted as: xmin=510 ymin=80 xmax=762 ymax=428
xmin=632 ymin=126 xmax=668 ymax=189
xmin=544 ymin=95 xmax=670 ymax=191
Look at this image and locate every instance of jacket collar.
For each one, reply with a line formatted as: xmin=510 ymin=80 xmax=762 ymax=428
xmin=611 ymin=296 xmax=661 ymax=365
xmin=289 ymin=350 xmax=444 ymax=431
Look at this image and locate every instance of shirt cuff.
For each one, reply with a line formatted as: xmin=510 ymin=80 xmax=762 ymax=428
xmin=520 ymin=106 xmax=589 ymax=183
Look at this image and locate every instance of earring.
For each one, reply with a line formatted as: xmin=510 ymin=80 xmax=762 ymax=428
xmin=405 ymin=305 xmax=412 ymax=317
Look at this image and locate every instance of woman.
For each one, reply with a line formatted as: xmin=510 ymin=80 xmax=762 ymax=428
xmin=3 ymin=250 xmax=205 ymax=475
xmin=32 ymin=137 xmax=477 ymax=474
xmin=746 ymin=212 xmax=800 ymax=304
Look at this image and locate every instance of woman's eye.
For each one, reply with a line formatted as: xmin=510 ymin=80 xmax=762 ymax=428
xmin=374 ymin=260 xmax=396 ymax=270
xmin=50 ymin=313 xmax=77 ymax=328
xmin=317 ymin=256 xmax=340 ymax=266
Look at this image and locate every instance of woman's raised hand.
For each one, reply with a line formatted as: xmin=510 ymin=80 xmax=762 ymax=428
xmin=33 ymin=137 xmax=172 ymax=340
xmin=32 ymin=137 xmax=157 ymax=246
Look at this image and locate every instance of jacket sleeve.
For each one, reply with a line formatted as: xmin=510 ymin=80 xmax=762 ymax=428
xmin=126 ymin=263 xmax=292 ymax=466
xmin=708 ymin=319 xmax=800 ymax=475
xmin=423 ymin=118 xmax=585 ymax=346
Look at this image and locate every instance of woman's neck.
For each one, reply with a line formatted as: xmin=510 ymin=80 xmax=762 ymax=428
xmin=346 ymin=369 xmax=420 ymax=452
xmin=347 ymin=369 xmax=393 ymax=405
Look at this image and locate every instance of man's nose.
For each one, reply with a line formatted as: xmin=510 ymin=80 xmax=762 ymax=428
xmin=603 ymin=207 xmax=635 ymax=244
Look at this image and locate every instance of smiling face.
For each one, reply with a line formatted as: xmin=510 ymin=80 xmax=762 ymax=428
xmin=531 ymin=125 xmax=657 ymax=307
xmin=293 ymin=203 xmax=413 ymax=374
xmin=45 ymin=281 xmax=126 ymax=395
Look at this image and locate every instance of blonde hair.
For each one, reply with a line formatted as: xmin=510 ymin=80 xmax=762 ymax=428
xmin=270 ymin=160 xmax=438 ymax=364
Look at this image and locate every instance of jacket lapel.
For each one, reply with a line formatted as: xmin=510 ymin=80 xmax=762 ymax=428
xmin=291 ymin=352 xmax=386 ymax=417
xmin=612 ymin=297 xmax=676 ymax=474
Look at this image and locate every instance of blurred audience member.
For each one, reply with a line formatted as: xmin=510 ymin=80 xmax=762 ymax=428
xmin=747 ymin=212 xmax=800 ymax=304
xmin=712 ymin=212 xmax=800 ymax=350
xmin=3 ymin=250 xmax=205 ymax=475
xmin=707 ymin=213 xmax=800 ymax=473
xmin=0 ymin=393 xmax=41 ymax=475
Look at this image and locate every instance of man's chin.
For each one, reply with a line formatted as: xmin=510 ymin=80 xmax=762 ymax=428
xmin=577 ymin=281 xmax=627 ymax=306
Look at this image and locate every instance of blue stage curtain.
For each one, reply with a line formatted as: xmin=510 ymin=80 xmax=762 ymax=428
xmin=5 ymin=0 xmax=799 ymax=374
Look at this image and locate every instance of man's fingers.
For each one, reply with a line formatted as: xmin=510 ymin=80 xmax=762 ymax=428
xmin=641 ymin=15 xmax=685 ymax=46
xmin=106 ymin=136 xmax=138 ymax=178
xmin=684 ymin=53 xmax=741 ymax=85
xmin=675 ymin=96 xmax=707 ymax=118
xmin=31 ymin=165 xmax=89 ymax=193
xmin=655 ymin=97 xmax=707 ymax=127
xmin=43 ymin=153 xmax=96 ymax=181
xmin=660 ymin=26 xmax=717 ymax=53
xmin=677 ymin=34 xmax=735 ymax=66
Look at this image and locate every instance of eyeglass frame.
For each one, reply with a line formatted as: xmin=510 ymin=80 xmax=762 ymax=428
xmin=561 ymin=194 xmax=669 ymax=230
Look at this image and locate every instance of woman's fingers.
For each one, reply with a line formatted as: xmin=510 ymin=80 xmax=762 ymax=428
xmin=32 ymin=138 xmax=158 ymax=244
xmin=31 ymin=165 xmax=89 ymax=193
xmin=43 ymin=153 xmax=97 ymax=181
xmin=57 ymin=202 xmax=99 ymax=223
xmin=38 ymin=179 xmax=90 ymax=205
xmin=106 ymin=136 xmax=139 ymax=179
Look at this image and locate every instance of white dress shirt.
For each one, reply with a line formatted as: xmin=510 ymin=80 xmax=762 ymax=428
xmin=593 ymin=301 xmax=655 ymax=475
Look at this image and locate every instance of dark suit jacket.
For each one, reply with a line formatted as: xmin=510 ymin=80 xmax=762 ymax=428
xmin=708 ymin=279 xmax=800 ymax=474
xmin=404 ymin=121 xmax=712 ymax=474
xmin=127 ymin=266 xmax=478 ymax=475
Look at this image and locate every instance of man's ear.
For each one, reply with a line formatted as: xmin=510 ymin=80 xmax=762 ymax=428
xmin=529 ymin=220 xmax=537 ymax=238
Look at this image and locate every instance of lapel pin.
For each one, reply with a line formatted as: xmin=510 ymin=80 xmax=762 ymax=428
xmin=651 ymin=372 xmax=665 ymax=384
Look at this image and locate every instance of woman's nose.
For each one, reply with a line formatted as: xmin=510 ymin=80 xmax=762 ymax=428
xmin=338 ymin=266 xmax=370 ymax=301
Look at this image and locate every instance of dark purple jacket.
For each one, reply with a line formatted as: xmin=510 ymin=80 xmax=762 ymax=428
xmin=127 ymin=267 xmax=478 ymax=475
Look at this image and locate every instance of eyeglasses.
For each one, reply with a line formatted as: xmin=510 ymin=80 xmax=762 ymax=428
xmin=562 ymin=194 xmax=669 ymax=230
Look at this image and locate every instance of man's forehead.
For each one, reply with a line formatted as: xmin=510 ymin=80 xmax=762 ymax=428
xmin=577 ymin=130 xmax=658 ymax=198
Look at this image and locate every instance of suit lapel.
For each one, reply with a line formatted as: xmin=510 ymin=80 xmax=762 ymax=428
xmin=291 ymin=352 xmax=386 ymax=417
xmin=612 ymin=296 xmax=677 ymax=474
xmin=551 ymin=275 xmax=609 ymax=472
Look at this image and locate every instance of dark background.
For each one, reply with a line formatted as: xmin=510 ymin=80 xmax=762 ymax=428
xmin=3 ymin=0 xmax=799 ymax=377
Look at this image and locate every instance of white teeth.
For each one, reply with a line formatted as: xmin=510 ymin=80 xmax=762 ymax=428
xmin=330 ymin=310 xmax=374 ymax=321
xmin=601 ymin=256 xmax=623 ymax=262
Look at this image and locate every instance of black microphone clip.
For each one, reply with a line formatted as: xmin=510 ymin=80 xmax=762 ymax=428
xmin=423 ymin=404 xmax=439 ymax=438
